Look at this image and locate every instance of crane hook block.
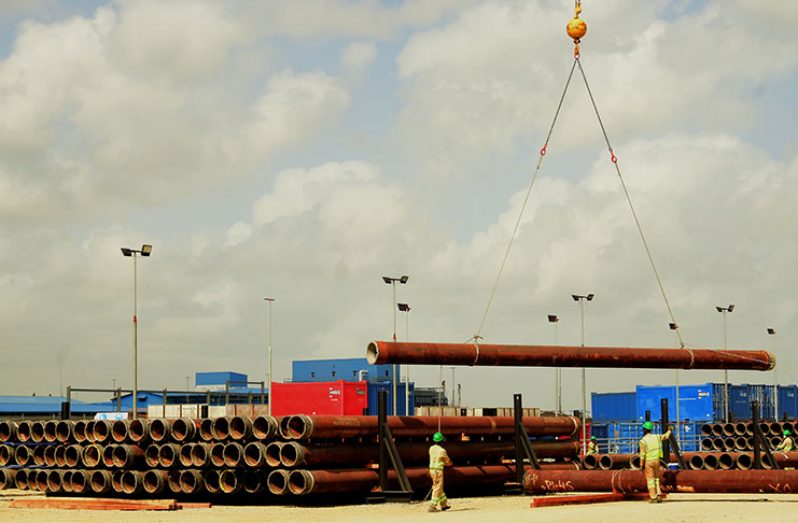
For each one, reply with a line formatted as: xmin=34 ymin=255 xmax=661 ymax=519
xmin=566 ymin=3 xmax=587 ymax=57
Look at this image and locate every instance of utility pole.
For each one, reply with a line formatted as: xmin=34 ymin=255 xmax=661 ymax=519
xmin=572 ymin=293 xmax=594 ymax=455
xmin=548 ymin=314 xmax=560 ymax=415
xmin=716 ymin=304 xmax=735 ymax=424
xmin=382 ymin=275 xmax=408 ymax=415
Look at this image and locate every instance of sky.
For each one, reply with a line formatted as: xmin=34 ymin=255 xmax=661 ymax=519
xmin=1 ymin=0 xmax=796 ymax=412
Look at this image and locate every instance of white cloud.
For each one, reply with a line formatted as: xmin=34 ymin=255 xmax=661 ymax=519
xmin=341 ymin=42 xmax=377 ymax=72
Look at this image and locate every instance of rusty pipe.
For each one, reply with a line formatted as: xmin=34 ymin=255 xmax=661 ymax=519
xmin=54 ymin=445 xmax=68 ymax=467
xmin=581 ymin=454 xmax=599 ymax=470
xmin=142 ymin=470 xmax=168 ymax=495
xmin=166 ymin=470 xmax=182 ymax=494
xmin=0 ymin=445 xmax=12 ymax=466
xmin=179 ymin=443 xmax=196 ymax=468
xmin=0 ymin=421 xmax=17 ymax=443
xmin=16 ymin=421 xmax=32 ymax=443
xmin=14 ymin=445 xmax=31 ymax=467
xmin=111 ymin=470 xmax=125 ymax=494
xmin=199 ymin=418 xmax=214 ymax=442
xmin=82 ymin=444 xmax=103 ymax=468
xmin=112 ymin=445 xmax=144 ymax=468
xmin=367 ymin=340 xmax=775 ymax=370
xmin=93 ymin=420 xmax=113 ymax=444
xmin=524 ymin=469 xmax=798 ymax=494
xmin=267 ymin=469 xmax=289 ymax=495
xmin=34 ymin=445 xmax=49 ymax=466
xmin=203 ymin=469 xmax=222 ymax=495
xmin=284 ymin=414 xmax=579 ymax=440
xmin=30 ymin=421 xmax=45 ymax=443
xmin=73 ymin=420 xmax=88 ymax=443
xmin=46 ymin=469 xmax=63 ymax=493
xmin=212 ymin=417 xmax=232 ymax=441
xmin=180 ymin=469 xmax=204 ymax=495
xmin=253 ymin=415 xmax=278 ymax=440
xmin=157 ymin=443 xmax=182 ymax=468
xmin=220 ymin=469 xmax=242 ymax=494
xmin=129 ymin=419 xmax=151 ymax=444
xmin=56 ymin=421 xmax=74 ymax=443
xmin=121 ymin=470 xmax=144 ymax=495
xmin=734 ymin=437 xmax=748 ymax=451
xmin=210 ymin=442 xmax=226 ymax=468
xmin=734 ymin=422 xmax=748 ymax=436
xmin=700 ymin=438 xmax=714 ymax=451
xmin=43 ymin=421 xmax=58 ymax=443
xmin=171 ymin=418 xmax=198 ymax=443
xmin=34 ymin=469 xmax=48 ymax=492
xmin=71 ymin=469 xmax=89 ymax=494
xmin=288 ymin=465 xmax=518 ymax=496
xmin=65 ymin=444 xmax=83 ymax=467
xmin=223 ymin=442 xmax=244 ymax=467
xmin=700 ymin=424 xmax=713 ymax=437
xmin=89 ymin=470 xmax=113 ymax=494
xmin=62 ymin=470 xmax=74 ymax=493
xmin=150 ymin=419 xmax=172 ymax=443
xmin=191 ymin=442 xmax=213 ymax=468
xmin=243 ymin=442 xmax=268 ymax=467
xmin=144 ymin=444 xmax=160 ymax=468
xmin=101 ymin=444 xmax=116 ymax=468
xmin=265 ymin=442 xmax=284 ymax=467
xmin=0 ymin=468 xmax=16 ymax=490
xmin=111 ymin=420 xmax=130 ymax=443
xmin=737 ymin=451 xmax=798 ymax=469
xmin=14 ymin=468 xmax=31 ymax=490
xmin=242 ymin=470 xmax=265 ymax=494
xmin=230 ymin=415 xmax=254 ymax=441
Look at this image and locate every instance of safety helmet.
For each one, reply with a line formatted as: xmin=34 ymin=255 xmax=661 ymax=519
xmin=785 ymin=430 xmax=792 ymax=437
xmin=433 ymin=432 xmax=444 ymax=442
xmin=590 ymin=436 xmax=597 ymax=441
xmin=642 ymin=421 xmax=654 ymax=431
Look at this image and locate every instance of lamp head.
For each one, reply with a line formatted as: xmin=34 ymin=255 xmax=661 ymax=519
xmin=140 ymin=244 xmax=153 ymax=257
xmin=547 ymin=315 xmax=559 ymax=323
xmin=398 ymin=303 xmax=411 ymax=312
xmin=716 ymin=306 xmax=723 ymax=313
xmin=382 ymin=276 xmax=392 ymax=284
xmin=399 ymin=275 xmax=409 ymax=284
xmin=586 ymin=294 xmax=594 ymax=301
xmin=571 ymin=295 xmax=579 ymax=302
xmin=767 ymin=328 xmax=776 ymax=335
xmin=121 ymin=248 xmax=133 ymax=257
xmin=727 ymin=304 xmax=735 ymax=312
xmin=669 ymin=323 xmax=678 ymax=330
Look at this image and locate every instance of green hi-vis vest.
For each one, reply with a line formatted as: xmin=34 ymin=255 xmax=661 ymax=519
xmin=640 ymin=433 xmax=662 ymax=461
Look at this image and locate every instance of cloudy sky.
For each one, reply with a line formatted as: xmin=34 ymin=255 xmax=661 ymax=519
xmin=1 ymin=0 xmax=796 ymax=411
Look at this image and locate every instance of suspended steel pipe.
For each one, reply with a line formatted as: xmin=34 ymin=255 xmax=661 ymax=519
xmin=367 ymin=341 xmax=775 ymax=370
xmin=525 ymin=469 xmax=798 ymax=494
xmin=283 ymin=414 xmax=579 ymax=440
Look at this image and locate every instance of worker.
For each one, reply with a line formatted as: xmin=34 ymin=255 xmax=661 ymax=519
xmin=639 ymin=421 xmax=672 ymax=504
xmin=586 ymin=435 xmax=599 ymax=455
xmin=428 ymin=431 xmax=453 ymax=512
xmin=776 ymin=429 xmax=795 ymax=454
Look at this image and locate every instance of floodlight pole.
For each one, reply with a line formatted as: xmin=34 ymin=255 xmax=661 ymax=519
xmin=716 ymin=304 xmax=734 ymax=424
xmin=383 ymin=275 xmax=408 ymax=415
xmin=768 ymin=328 xmax=777 ymax=420
xmin=121 ymin=244 xmax=152 ymax=419
xmin=264 ymin=297 xmax=275 ymax=416
xmin=572 ymin=293 xmax=593 ymax=455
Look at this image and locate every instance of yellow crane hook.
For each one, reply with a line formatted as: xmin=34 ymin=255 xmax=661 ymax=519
xmin=566 ymin=0 xmax=587 ymax=58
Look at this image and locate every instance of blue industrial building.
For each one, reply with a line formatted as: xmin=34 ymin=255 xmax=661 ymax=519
xmin=292 ymin=358 xmax=398 ymax=383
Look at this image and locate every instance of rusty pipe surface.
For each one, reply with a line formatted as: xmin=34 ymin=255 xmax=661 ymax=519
xmin=144 ymin=444 xmax=160 ymax=468
xmin=179 ymin=443 xmax=196 ymax=468
xmin=223 ymin=442 xmax=244 ymax=468
xmin=150 ymin=419 xmax=172 ymax=443
xmin=89 ymin=470 xmax=113 ymax=494
xmin=288 ymin=465 xmax=519 ymax=496
xmin=129 ymin=419 xmax=150 ymax=444
xmin=524 ymin=469 xmax=798 ymax=494
xmin=242 ymin=470 xmax=265 ymax=494
xmin=14 ymin=469 xmax=30 ymax=490
xmin=180 ymin=469 xmax=204 ymax=495
xmin=14 ymin=445 xmax=31 ymax=467
xmin=212 ymin=417 xmax=232 ymax=441
xmin=111 ymin=420 xmax=130 ymax=443
xmin=280 ymin=440 xmax=577 ymax=468
xmin=0 ymin=445 xmax=12 ymax=467
xmin=82 ymin=444 xmax=103 ymax=468
xmin=367 ymin=341 xmax=775 ymax=370
xmin=191 ymin=443 xmax=213 ymax=468
xmin=158 ymin=444 xmax=182 ymax=468
xmin=0 ymin=421 xmax=17 ymax=443
xmin=121 ymin=470 xmax=144 ymax=495
xmin=285 ymin=414 xmax=579 ymax=440
xmin=230 ymin=416 xmax=253 ymax=441
xmin=199 ymin=418 xmax=214 ymax=442
xmin=142 ymin=470 xmax=168 ymax=495
xmin=253 ymin=416 xmax=278 ymax=440
xmin=16 ymin=421 xmax=32 ymax=443
xmin=0 ymin=468 xmax=16 ymax=490
xmin=65 ymin=444 xmax=83 ymax=468
xmin=737 ymin=451 xmax=798 ymax=469
xmin=170 ymin=418 xmax=198 ymax=443
xmin=267 ymin=469 xmax=289 ymax=495
xmin=243 ymin=442 xmax=268 ymax=467
xmin=203 ymin=469 xmax=222 ymax=495
xmin=56 ymin=421 xmax=74 ymax=444
xmin=71 ymin=469 xmax=89 ymax=494
xmin=265 ymin=442 xmax=284 ymax=467
xmin=93 ymin=420 xmax=113 ymax=444
xmin=220 ymin=469 xmax=242 ymax=494
xmin=46 ymin=470 xmax=63 ymax=493
xmin=73 ymin=421 xmax=88 ymax=443
xmin=43 ymin=421 xmax=58 ymax=443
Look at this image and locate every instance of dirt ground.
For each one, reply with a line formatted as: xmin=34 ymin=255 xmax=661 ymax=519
xmin=2 ymin=489 xmax=797 ymax=522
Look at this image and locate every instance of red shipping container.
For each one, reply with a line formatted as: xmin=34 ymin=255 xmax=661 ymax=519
xmin=271 ymin=381 xmax=368 ymax=416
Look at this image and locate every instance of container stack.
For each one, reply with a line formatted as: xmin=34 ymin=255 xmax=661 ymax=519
xmin=0 ymin=414 xmax=581 ymax=500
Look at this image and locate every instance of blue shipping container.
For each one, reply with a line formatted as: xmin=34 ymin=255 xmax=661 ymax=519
xmin=293 ymin=358 xmax=398 ymax=383
xmin=636 ymin=384 xmax=715 ymax=422
xmin=777 ymin=386 xmax=798 ymax=420
xmin=591 ymin=392 xmax=636 ymax=422
xmin=366 ymin=382 xmax=414 ymax=416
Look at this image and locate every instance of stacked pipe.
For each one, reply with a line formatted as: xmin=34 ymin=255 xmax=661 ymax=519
xmin=0 ymin=414 xmax=582 ymax=499
xmin=699 ymin=421 xmax=794 ymax=452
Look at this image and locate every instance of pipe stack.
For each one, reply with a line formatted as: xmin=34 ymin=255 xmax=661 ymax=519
xmin=0 ymin=414 xmax=582 ymax=499
xmin=699 ymin=421 xmax=794 ymax=453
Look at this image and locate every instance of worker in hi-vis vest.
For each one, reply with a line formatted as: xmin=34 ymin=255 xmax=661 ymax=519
xmin=428 ymin=432 xmax=453 ymax=512
xmin=639 ymin=421 xmax=672 ymax=503
xmin=776 ymin=429 xmax=795 ymax=454
xmin=586 ymin=435 xmax=599 ymax=455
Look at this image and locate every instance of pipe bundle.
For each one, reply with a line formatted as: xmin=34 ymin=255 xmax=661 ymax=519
xmin=699 ymin=421 xmax=794 ymax=452
xmin=0 ymin=414 xmax=581 ymax=499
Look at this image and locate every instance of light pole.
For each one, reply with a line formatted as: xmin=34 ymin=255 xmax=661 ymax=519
xmin=264 ymin=297 xmax=276 ymax=416
xmin=382 ymin=275 xmax=408 ymax=415
xmin=768 ymin=328 xmax=776 ymax=421
xmin=450 ymin=367 xmax=456 ymax=408
xmin=398 ymin=303 xmax=411 ymax=415
xmin=572 ymin=293 xmax=594 ymax=455
xmin=548 ymin=314 xmax=560 ymax=415
xmin=716 ymin=304 xmax=735 ymax=424
xmin=121 ymin=244 xmax=152 ymax=419
xmin=669 ymin=322 xmax=681 ymax=441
